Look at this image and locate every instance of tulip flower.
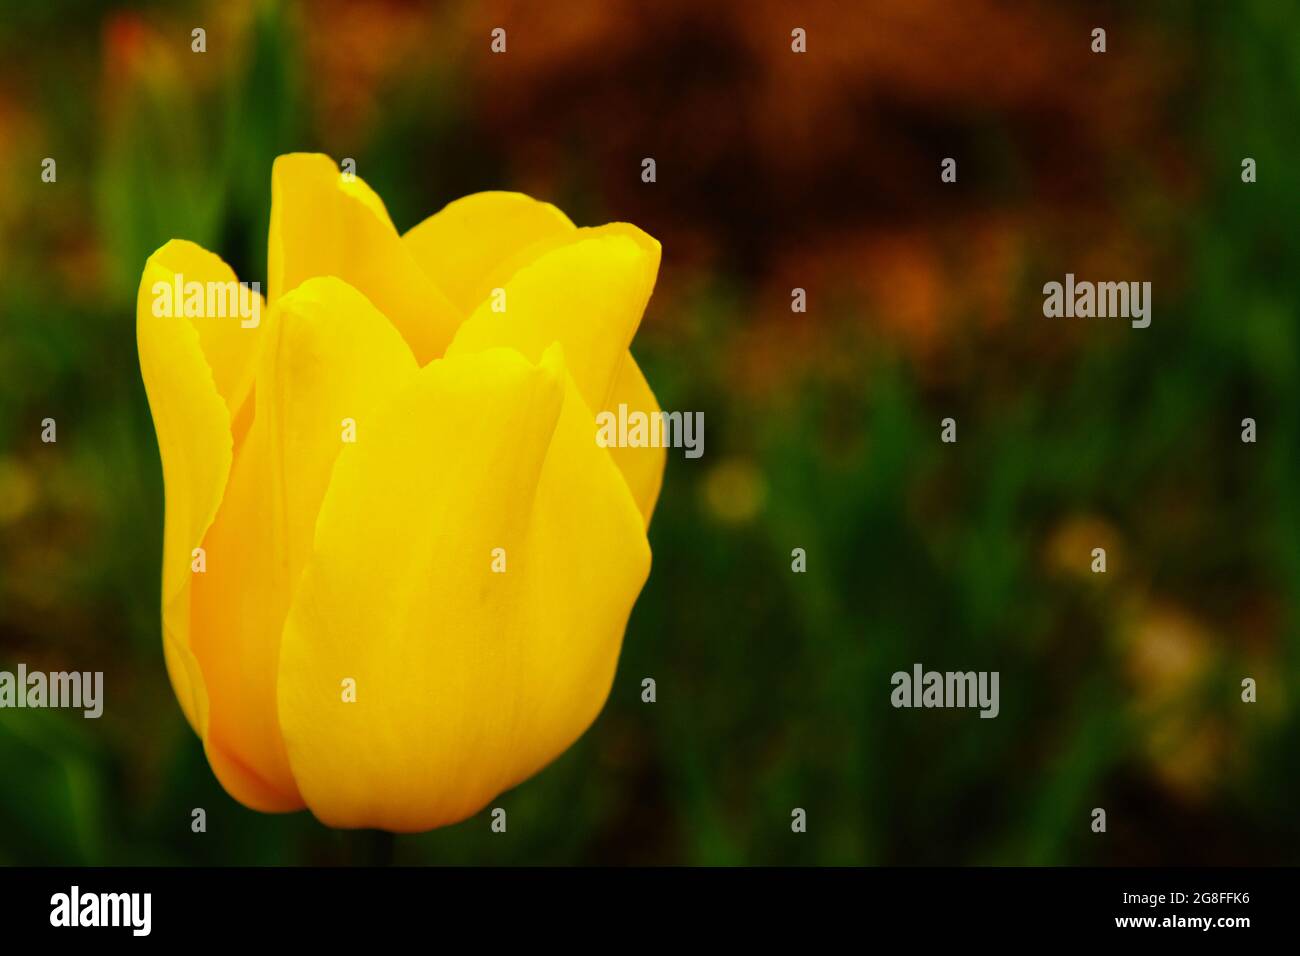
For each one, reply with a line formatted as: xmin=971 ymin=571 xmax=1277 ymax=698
xmin=136 ymin=154 xmax=665 ymax=831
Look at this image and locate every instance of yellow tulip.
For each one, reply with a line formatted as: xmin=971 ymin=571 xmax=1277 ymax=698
xmin=136 ymin=154 xmax=665 ymax=831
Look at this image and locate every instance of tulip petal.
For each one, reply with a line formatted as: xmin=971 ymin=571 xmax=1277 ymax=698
xmin=277 ymin=345 xmax=650 ymax=831
xmin=140 ymin=240 xmax=266 ymax=441
xmin=602 ymin=352 xmax=667 ymax=526
xmin=445 ymin=223 xmax=661 ymax=414
xmin=136 ymin=249 xmax=236 ymax=737
xmin=189 ymin=277 xmax=419 ymax=812
xmin=268 ymin=153 xmax=462 ymax=364
xmin=402 ymin=191 xmax=575 ymax=314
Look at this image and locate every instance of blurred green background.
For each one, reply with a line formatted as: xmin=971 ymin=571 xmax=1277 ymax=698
xmin=2 ymin=0 xmax=1299 ymax=865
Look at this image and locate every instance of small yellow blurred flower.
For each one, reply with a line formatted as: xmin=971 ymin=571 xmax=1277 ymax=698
xmin=1124 ymin=604 xmax=1210 ymax=704
xmin=1121 ymin=602 xmax=1221 ymax=799
xmin=1045 ymin=514 xmax=1120 ymax=581
xmin=0 ymin=457 xmax=38 ymax=525
xmin=702 ymin=457 xmax=766 ymax=525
